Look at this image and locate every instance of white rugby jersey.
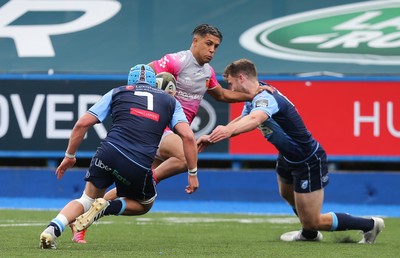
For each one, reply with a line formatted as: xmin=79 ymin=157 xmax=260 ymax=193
xmin=152 ymin=50 xmax=219 ymax=124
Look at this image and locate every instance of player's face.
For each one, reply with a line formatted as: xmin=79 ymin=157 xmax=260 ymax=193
xmin=192 ymin=34 xmax=220 ymax=66
xmin=225 ymin=75 xmax=241 ymax=92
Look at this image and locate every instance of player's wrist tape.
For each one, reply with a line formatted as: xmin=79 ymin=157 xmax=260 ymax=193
xmin=65 ymin=151 xmax=76 ymax=159
xmin=188 ymin=167 xmax=198 ymax=176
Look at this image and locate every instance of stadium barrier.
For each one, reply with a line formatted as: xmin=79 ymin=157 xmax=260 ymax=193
xmin=0 ymin=167 xmax=398 ymax=205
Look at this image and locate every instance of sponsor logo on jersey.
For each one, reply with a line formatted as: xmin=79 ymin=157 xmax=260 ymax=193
xmin=112 ymin=169 xmax=131 ymax=186
xmin=130 ymin=108 xmax=160 ymax=122
xmin=94 ymin=158 xmax=112 ymax=171
xmin=176 ymin=90 xmax=203 ymax=101
xmin=157 ymin=56 xmax=170 ymax=69
xmin=255 ymin=99 xmax=269 ymax=108
xmin=258 ymin=124 xmax=273 ymax=136
xmin=240 ymin=1 xmax=400 ymax=65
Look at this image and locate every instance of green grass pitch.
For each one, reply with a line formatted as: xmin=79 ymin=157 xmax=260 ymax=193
xmin=0 ymin=209 xmax=398 ymax=257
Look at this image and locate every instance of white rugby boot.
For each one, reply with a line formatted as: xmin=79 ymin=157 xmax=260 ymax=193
xmin=39 ymin=226 xmax=57 ymax=249
xmin=358 ymin=217 xmax=385 ymax=244
xmin=74 ymin=198 xmax=109 ymax=232
xmin=280 ymin=230 xmax=323 ymax=242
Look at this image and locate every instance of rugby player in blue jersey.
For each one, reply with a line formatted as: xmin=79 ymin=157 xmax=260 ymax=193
xmin=197 ymin=59 xmax=384 ymax=244
xmin=39 ymin=64 xmax=199 ymax=249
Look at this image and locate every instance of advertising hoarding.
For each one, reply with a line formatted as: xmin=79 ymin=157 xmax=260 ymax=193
xmin=230 ymin=80 xmax=400 ymax=158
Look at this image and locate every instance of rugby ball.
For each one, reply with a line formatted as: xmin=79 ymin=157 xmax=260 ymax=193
xmin=156 ymin=72 xmax=177 ymax=96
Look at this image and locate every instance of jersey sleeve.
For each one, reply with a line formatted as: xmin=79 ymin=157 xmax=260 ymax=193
xmin=169 ymin=99 xmax=189 ymax=130
xmin=207 ymin=66 xmax=219 ymax=90
xmin=250 ymin=91 xmax=279 ymax=118
xmin=87 ymin=89 xmax=113 ymax=122
xmin=241 ymin=103 xmax=250 ymax=117
xmin=152 ymin=53 xmax=181 ymax=77
xmin=206 ymin=66 xmax=219 ymax=90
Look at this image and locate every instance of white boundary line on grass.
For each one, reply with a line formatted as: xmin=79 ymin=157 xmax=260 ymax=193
xmin=0 ymin=217 xmax=299 ymax=227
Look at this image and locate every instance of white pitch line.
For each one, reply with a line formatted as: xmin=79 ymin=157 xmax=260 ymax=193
xmin=0 ymin=217 xmax=299 ymax=227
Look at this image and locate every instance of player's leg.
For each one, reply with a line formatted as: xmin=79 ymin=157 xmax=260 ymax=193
xmin=71 ymin=184 xmax=117 ymax=243
xmin=70 ymin=131 xmax=180 ymax=244
xmin=82 ymin=132 xmax=186 ymax=203
xmin=104 ymin=187 xmax=118 ymax=200
xmin=277 ymin=176 xmax=295 ymax=207
xmin=153 ymin=132 xmax=187 ymax=182
xmin=74 ymin=160 xmax=157 ymax=231
xmin=277 ymin=178 xmax=323 ymax=241
xmin=294 ymin=189 xmax=384 ymax=243
xmin=284 ymin=147 xmax=384 ymax=243
xmin=40 ymin=182 xmax=106 ymax=249
xmin=73 ymin=197 xmax=154 ymax=231
xmin=276 ymin=155 xmax=322 ymax=242
xmin=294 ymin=189 xmax=329 ymax=230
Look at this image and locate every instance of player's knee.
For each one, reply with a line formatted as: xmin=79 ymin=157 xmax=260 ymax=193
xmin=75 ymin=192 xmax=95 ymax=212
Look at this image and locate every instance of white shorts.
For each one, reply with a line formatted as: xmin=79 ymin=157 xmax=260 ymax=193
xmin=155 ymin=129 xmax=174 ymax=161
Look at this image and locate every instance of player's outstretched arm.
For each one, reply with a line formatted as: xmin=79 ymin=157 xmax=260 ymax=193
xmin=174 ymin=122 xmax=199 ymax=194
xmin=56 ymin=113 xmax=98 ymax=179
xmin=208 ymin=111 xmax=268 ymax=144
xmin=197 ymin=135 xmax=212 ymax=153
xmin=208 ymin=84 xmax=255 ymax=102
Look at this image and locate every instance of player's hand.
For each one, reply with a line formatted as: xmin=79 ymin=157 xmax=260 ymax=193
xmin=209 ymin=125 xmax=232 ymax=143
xmin=197 ymin=135 xmax=212 ymax=152
xmin=55 ymin=157 xmax=76 ymax=180
xmin=185 ymin=174 xmax=199 ymax=194
xmin=259 ymin=84 xmax=276 ymax=94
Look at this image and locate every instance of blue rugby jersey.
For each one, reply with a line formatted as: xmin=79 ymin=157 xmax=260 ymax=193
xmin=242 ymin=83 xmax=319 ymax=163
xmin=88 ymin=83 xmax=188 ymax=168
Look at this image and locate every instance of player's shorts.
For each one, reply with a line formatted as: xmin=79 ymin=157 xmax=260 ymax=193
xmin=154 ymin=128 xmax=174 ymax=161
xmin=276 ymin=145 xmax=329 ymax=193
xmin=85 ymin=141 xmax=156 ymax=204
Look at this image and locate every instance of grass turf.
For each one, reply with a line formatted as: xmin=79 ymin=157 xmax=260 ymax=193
xmin=0 ymin=209 xmax=397 ymax=257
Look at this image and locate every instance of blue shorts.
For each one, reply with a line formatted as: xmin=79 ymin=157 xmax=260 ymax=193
xmin=85 ymin=142 xmax=156 ymax=203
xmin=276 ymin=145 xmax=329 ymax=193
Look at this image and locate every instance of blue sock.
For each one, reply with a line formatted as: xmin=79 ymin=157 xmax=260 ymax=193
xmin=48 ymin=220 xmax=64 ymax=237
xmin=104 ymin=199 xmax=126 ymax=216
xmin=330 ymin=212 xmax=374 ymax=232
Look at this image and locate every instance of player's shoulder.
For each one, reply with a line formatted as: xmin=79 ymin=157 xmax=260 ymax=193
xmin=111 ymin=85 xmax=132 ymax=95
xmin=251 ymin=90 xmax=275 ymax=106
xmin=255 ymin=89 xmax=273 ymax=99
xmin=167 ymin=50 xmax=190 ymax=60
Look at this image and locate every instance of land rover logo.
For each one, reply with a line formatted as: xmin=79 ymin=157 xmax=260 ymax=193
xmin=240 ymin=1 xmax=400 ymax=65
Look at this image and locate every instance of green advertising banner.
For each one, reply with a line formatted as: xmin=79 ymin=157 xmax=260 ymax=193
xmin=0 ymin=0 xmax=399 ymax=75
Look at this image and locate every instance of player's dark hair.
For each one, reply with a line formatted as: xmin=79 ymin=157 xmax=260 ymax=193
xmin=192 ymin=24 xmax=223 ymax=42
xmin=223 ymin=59 xmax=257 ymax=79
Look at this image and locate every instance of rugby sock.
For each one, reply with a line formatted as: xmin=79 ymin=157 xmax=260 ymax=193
xmin=49 ymin=214 xmax=68 ymax=237
xmin=152 ymin=169 xmax=159 ymax=184
xmin=302 ymin=229 xmax=319 ymax=239
xmin=104 ymin=199 xmax=126 ymax=216
xmin=329 ymin=212 xmax=374 ymax=232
